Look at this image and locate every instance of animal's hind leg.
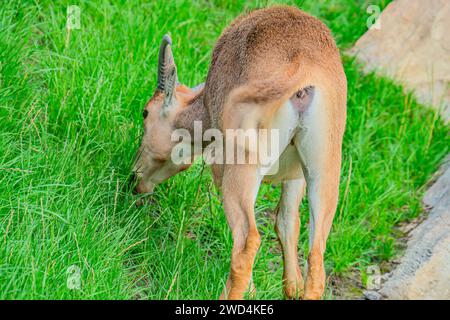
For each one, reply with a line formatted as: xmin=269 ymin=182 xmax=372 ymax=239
xmin=275 ymin=178 xmax=306 ymax=299
xmin=219 ymin=164 xmax=262 ymax=300
xmin=294 ymin=89 xmax=345 ymax=300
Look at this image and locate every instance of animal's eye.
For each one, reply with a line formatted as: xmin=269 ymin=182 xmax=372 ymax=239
xmin=143 ymin=110 xmax=149 ymax=119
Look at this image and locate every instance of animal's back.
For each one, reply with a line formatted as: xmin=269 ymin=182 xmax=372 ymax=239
xmin=204 ymin=5 xmax=345 ymax=130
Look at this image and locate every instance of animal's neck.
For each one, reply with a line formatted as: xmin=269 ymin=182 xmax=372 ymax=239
xmin=174 ymin=89 xmax=210 ymax=145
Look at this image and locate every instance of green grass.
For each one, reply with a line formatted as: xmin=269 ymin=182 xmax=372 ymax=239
xmin=0 ymin=0 xmax=448 ymax=299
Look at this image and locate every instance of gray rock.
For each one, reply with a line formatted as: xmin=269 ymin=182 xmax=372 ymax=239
xmin=363 ymin=290 xmax=383 ymax=300
xmin=423 ymin=156 xmax=450 ymax=208
xmin=350 ymin=0 xmax=450 ymax=122
xmin=380 ymin=160 xmax=450 ymax=299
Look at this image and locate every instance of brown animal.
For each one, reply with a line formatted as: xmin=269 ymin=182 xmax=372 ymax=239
xmin=132 ymin=5 xmax=347 ymax=300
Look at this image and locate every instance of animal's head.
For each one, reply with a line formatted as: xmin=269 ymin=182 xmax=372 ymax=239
xmin=131 ymin=34 xmax=197 ymax=195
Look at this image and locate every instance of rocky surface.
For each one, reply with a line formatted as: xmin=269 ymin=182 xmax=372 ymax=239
xmin=350 ymin=0 xmax=450 ymax=122
xmin=379 ymin=157 xmax=450 ymax=299
xmin=350 ymin=0 xmax=450 ymax=300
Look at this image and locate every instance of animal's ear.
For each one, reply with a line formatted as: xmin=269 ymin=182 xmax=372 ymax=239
xmin=157 ymin=34 xmax=178 ymax=116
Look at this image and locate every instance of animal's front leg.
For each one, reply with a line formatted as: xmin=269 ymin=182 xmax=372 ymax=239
xmin=219 ymin=164 xmax=262 ymax=300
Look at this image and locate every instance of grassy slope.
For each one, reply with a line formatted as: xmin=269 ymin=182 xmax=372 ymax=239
xmin=0 ymin=0 xmax=448 ymax=299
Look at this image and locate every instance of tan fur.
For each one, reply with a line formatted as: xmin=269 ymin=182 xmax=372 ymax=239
xmin=275 ymin=179 xmax=306 ymax=299
xmin=133 ymin=5 xmax=346 ymax=300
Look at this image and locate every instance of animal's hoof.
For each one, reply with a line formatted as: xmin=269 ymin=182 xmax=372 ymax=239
xmin=303 ymin=290 xmax=323 ymax=300
xmin=284 ymin=285 xmax=304 ymax=300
